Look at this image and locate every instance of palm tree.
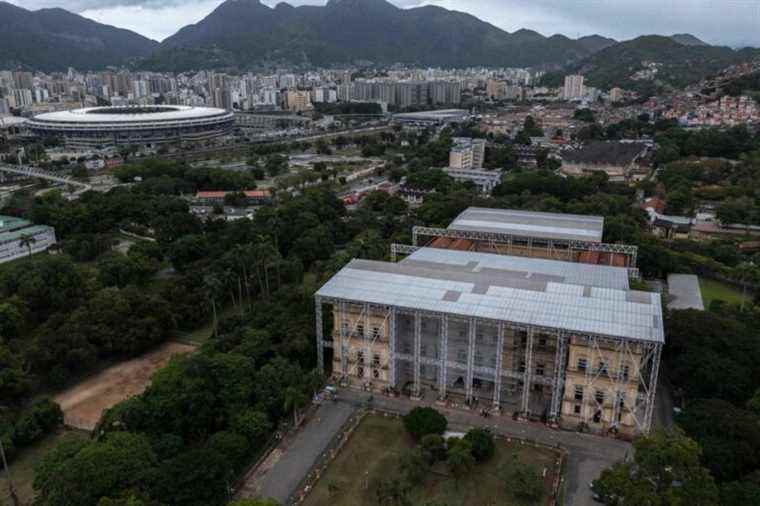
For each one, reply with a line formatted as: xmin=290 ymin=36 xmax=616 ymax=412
xmin=283 ymin=385 xmax=308 ymax=428
xmin=446 ymin=441 xmax=475 ymax=488
xmin=735 ymin=262 xmax=757 ymax=311
xmin=203 ymin=273 xmax=223 ymax=337
xmin=18 ymin=234 xmax=36 ymax=260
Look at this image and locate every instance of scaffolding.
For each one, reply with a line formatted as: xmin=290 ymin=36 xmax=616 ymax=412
xmin=315 ymin=295 xmax=663 ymax=434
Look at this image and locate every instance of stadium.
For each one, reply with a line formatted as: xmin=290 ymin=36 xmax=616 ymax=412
xmin=26 ymin=105 xmax=235 ymax=149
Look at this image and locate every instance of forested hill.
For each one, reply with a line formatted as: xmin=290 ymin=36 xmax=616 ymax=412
xmin=543 ymin=35 xmax=760 ymax=93
xmin=142 ymin=0 xmax=614 ymax=71
xmin=0 ymin=1 xmax=158 ymax=72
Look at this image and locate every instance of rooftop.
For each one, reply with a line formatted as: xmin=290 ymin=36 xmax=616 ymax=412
xmin=317 ymin=247 xmax=663 ymax=343
xmin=447 ymin=207 xmax=605 ymax=243
xmin=0 ymin=216 xmax=32 ymax=234
xmin=30 ymin=106 xmax=232 ymax=124
xmin=562 ymin=141 xmax=646 ymax=166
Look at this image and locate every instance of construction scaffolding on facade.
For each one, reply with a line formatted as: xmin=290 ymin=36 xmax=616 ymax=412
xmin=315 ymin=246 xmax=663 ymax=437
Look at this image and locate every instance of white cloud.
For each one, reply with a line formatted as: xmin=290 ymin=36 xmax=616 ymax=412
xmin=10 ymin=0 xmax=760 ymax=46
xmin=79 ymin=1 xmax=224 ymax=41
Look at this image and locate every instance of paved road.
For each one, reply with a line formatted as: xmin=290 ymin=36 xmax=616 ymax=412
xmin=339 ymin=390 xmax=630 ymax=506
xmin=253 ymin=401 xmax=357 ymax=503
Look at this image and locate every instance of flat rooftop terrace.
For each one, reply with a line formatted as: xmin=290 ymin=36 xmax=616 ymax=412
xmin=317 ymin=248 xmax=663 ymax=343
xmin=447 ymin=207 xmax=605 ymax=243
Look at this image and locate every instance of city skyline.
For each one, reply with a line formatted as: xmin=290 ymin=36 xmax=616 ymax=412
xmin=7 ymin=0 xmax=760 ymax=47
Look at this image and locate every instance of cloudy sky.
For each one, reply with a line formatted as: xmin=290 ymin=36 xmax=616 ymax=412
xmin=9 ymin=0 xmax=760 ymax=46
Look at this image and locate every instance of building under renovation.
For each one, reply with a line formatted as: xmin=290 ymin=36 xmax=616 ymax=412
xmin=315 ymin=208 xmax=663 ymax=437
xmin=409 ymin=207 xmax=638 ymax=271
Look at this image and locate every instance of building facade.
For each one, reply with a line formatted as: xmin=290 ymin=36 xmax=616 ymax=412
xmin=315 ymin=246 xmax=662 ymax=438
xmin=0 ymin=216 xmax=56 ymax=263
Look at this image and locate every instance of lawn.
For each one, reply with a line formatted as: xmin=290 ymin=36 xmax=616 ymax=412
xmin=302 ymin=414 xmax=559 ymax=506
xmin=699 ymin=277 xmax=751 ymax=308
xmin=1 ymin=430 xmax=89 ymax=505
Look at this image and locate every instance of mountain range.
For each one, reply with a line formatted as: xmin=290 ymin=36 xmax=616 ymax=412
xmin=0 ymin=1 xmax=157 ymax=72
xmin=0 ymin=0 xmax=757 ymax=92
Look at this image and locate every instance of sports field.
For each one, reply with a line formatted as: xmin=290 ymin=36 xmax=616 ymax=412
xmin=302 ymin=414 xmax=560 ymax=506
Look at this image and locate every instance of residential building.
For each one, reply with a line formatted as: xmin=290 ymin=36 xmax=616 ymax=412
xmin=449 ymin=137 xmax=486 ymax=170
xmin=563 ymin=75 xmax=585 ymax=100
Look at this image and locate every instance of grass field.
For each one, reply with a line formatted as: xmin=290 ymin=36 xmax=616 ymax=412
xmin=302 ymin=415 xmax=559 ymax=506
xmin=1 ymin=430 xmax=89 ymax=505
xmin=699 ymin=277 xmax=751 ymax=308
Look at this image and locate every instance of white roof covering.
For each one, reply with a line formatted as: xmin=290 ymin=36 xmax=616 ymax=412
xmin=448 ymin=207 xmax=605 ymax=243
xmin=30 ymin=106 xmax=230 ymax=124
xmin=317 ymin=248 xmax=663 ymax=343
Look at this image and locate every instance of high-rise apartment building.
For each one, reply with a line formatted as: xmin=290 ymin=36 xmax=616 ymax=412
xmin=449 ymin=137 xmax=486 ymax=170
xmin=563 ymin=75 xmax=585 ymax=100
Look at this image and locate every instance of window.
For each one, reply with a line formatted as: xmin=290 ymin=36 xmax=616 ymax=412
xmin=538 ymin=336 xmax=547 ymax=349
xmin=622 ymin=364 xmax=630 ymax=381
xmin=595 ymin=390 xmax=605 ymax=404
xmin=574 ymin=404 xmax=581 ymax=414
xmin=574 ymin=385 xmax=584 ymax=401
xmin=340 ymin=320 xmax=348 ymax=335
xmin=373 ymin=369 xmax=380 ymax=379
xmin=577 ymin=357 xmax=587 ymax=371
xmin=598 ymin=361 xmax=608 ymax=375
xmin=371 ymin=326 xmax=380 ymax=339
xmin=357 ymin=350 xmax=364 ymax=364
xmin=357 ymin=366 xmax=364 ymax=378
xmin=356 ymin=323 xmax=364 ymax=337
xmin=519 ymin=360 xmax=526 ymax=373
xmin=457 ymin=349 xmax=467 ymax=363
xmin=372 ymin=354 xmax=380 ymax=366
xmin=536 ymin=362 xmax=545 ymax=376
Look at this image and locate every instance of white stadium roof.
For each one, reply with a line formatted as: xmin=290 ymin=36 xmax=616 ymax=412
xmin=30 ymin=105 xmax=230 ymax=124
xmin=317 ymin=247 xmax=663 ymax=343
xmin=448 ymin=207 xmax=605 ymax=243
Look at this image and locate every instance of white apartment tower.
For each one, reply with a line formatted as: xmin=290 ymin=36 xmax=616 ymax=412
xmin=563 ymin=75 xmax=585 ymax=100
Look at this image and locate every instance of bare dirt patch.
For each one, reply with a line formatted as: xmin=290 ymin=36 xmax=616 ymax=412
xmin=53 ymin=342 xmax=196 ymax=431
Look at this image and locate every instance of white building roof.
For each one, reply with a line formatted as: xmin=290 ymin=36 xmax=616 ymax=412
xmin=317 ymin=247 xmax=663 ymax=343
xmin=448 ymin=207 xmax=605 ymax=243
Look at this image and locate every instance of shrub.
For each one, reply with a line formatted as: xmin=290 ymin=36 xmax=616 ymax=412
xmin=403 ymin=407 xmax=447 ymax=440
xmin=464 ymin=428 xmax=495 ymax=462
xmin=420 ymin=433 xmax=446 ymax=463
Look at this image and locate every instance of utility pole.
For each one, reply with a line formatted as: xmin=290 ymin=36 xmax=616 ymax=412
xmin=0 ymin=435 xmax=19 ymax=506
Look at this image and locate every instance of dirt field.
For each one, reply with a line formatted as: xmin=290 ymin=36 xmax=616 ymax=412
xmin=54 ymin=341 xmax=196 ymax=431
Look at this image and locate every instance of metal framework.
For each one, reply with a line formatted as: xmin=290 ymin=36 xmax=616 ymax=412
xmin=412 ymin=226 xmax=639 ymax=266
xmin=316 ymin=294 xmax=662 ymax=435
xmin=390 ymin=243 xmax=420 ymax=262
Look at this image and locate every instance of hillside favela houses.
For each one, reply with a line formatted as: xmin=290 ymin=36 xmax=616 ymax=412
xmin=0 ymin=215 xmax=57 ymax=263
xmin=315 ymin=208 xmax=662 ymax=438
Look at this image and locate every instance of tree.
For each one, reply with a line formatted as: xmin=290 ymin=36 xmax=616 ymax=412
xmin=398 ymin=448 xmax=429 ymax=485
xmin=503 ymin=452 xmax=543 ymax=502
xmin=419 ymin=434 xmax=446 ymax=463
xmin=283 ymin=385 xmax=307 ymax=427
xmin=403 ymin=407 xmax=447 ymax=440
xmin=446 ymin=438 xmax=475 ymax=486
xmin=233 ymin=409 xmax=272 ymax=448
xmin=18 ymin=234 xmax=36 ymax=259
xmin=375 ymin=478 xmax=411 ymax=506
xmin=33 ymin=432 xmax=158 ymax=506
xmin=593 ymin=429 xmax=719 ymax=506
xmin=463 ymin=428 xmax=495 ymax=462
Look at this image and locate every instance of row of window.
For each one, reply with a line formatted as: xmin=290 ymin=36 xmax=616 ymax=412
xmin=576 ymin=357 xmax=631 ymax=379
xmin=573 ymin=385 xmax=627 ymax=406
